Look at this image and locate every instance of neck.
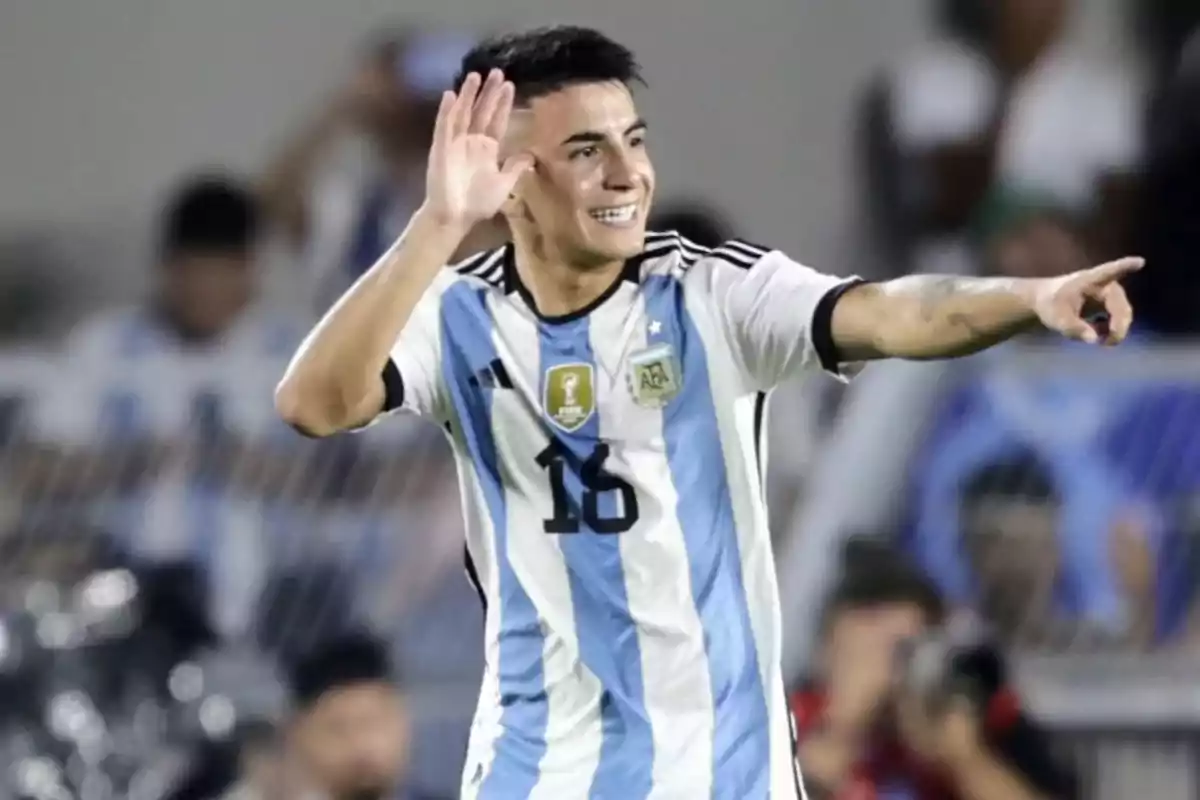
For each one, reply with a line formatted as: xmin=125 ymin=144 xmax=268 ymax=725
xmin=511 ymin=232 xmax=626 ymax=319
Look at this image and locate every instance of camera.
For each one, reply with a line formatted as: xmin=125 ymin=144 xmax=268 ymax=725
xmin=894 ymin=613 xmax=1007 ymax=716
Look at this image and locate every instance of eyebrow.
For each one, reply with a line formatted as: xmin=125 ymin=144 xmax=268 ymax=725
xmin=560 ymin=118 xmax=648 ymax=147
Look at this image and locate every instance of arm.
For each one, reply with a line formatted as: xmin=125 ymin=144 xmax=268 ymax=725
xmin=830 ymin=275 xmax=1040 ymax=361
xmin=275 ymin=70 xmax=531 ymax=437
xmin=946 ymin=748 xmax=1057 ymax=800
xmin=274 ymin=207 xmax=464 ymax=437
xmin=258 ymin=101 xmax=352 ymax=245
xmin=829 ymin=258 xmax=1142 ymax=363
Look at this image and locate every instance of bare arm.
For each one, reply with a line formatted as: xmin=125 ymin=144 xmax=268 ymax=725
xmin=948 ymin=749 xmax=1056 ymax=800
xmin=829 ymin=258 xmax=1143 ymax=363
xmin=274 ymin=70 xmax=531 ymax=437
xmin=258 ymin=103 xmax=349 ymax=245
xmin=274 ymin=207 xmax=466 ymax=436
xmin=831 ymin=275 xmax=1040 ymax=361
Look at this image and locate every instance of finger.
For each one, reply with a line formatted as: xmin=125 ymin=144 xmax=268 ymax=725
xmin=428 ymin=90 xmax=455 ymax=164
xmin=451 ymin=72 xmax=483 ymax=138
xmin=470 ymin=70 xmax=506 ymax=134
xmin=1083 ymin=256 xmax=1145 ymax=286
xmin=484 ymin=81 xmax=516 ymax=141
xmin=1054 ymin=309 xmax=1100 ymax=344
xmin=1102 ymin=284 xmax=1134 ymax=345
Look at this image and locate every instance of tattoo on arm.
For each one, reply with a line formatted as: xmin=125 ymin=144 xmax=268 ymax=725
xmin=848 ymin=274 xmax=1036 ymax=360
xmin=914 ymin=276 xmax=998 ymax=339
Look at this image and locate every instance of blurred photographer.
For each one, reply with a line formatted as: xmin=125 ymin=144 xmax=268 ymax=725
xmin=792 ymin=539 xmax=1077 ymax=799
xmin=286 ymin=631 xmax=446 ymax=800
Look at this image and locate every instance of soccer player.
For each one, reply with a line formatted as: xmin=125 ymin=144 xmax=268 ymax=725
xmin=275 ymin=25 xmax=1140 ymax=800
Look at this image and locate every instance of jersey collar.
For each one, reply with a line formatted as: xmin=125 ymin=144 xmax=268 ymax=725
xmin=501 ymin=241 xmax=648 ymax=325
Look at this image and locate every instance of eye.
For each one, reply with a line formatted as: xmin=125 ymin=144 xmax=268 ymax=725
xmin=629 ymin=133 xmax=646 ymax=148
xmin=569 ymin=145 xmax=599 ymax=161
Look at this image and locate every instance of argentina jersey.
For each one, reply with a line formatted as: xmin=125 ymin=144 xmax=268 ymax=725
xmin=367 ymin=231 xmax=863 ymax=799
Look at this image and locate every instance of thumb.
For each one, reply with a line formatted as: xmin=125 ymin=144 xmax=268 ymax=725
xmin=1082 ymin=256 xmax=1144 ymax=286
xmin=499 ymin=153 xmax=535 ymax=189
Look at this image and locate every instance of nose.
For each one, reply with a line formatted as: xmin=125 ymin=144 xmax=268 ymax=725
xmin=603 ymin=148 xmax=637 ymax=192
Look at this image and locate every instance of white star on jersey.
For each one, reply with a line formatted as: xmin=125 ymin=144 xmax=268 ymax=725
xmin=362 ymin=231 xmax=863 ymax=800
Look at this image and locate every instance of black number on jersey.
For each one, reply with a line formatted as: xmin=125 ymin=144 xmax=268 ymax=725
xmin=536 ymin=439 xmax=639 ymax=534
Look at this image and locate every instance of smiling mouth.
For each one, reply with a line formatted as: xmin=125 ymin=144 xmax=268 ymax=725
xmin=588 ymin=204 xmax=639 ymax=227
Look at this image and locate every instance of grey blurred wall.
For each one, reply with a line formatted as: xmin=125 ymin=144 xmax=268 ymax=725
xmin=0 ymin=0 xmax=1125 ymax=304
xmin=0 ymin=0 xmax=930 ymax=277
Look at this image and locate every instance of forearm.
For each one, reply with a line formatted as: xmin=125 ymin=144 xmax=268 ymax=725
xmin=834 ymin=275 xmax=1041 ymax=361
xmin=275 ymin=206 xmax=465 ymax=436
xmin=258 ymin=104 xmax=348 ymax=242
xmin=796 ymin=725 xmax=865 ymax=795
xmin=949 ymin=749 xmax=1054 ymax=800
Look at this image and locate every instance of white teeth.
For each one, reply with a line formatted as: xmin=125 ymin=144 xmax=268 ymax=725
xmin=589 ymin=204 xmax=637 ymax=223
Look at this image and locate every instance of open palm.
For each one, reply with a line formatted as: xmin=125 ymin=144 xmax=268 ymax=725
xmin=425 ymin=69 xmax=534 ymax=229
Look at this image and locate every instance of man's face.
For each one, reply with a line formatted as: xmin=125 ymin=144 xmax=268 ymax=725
xmin=160 ymin=251 xmax=254 ymax=340
xmin=506 ymin=81 xmax=655 ymax=267
xmin=292 ymin=683 xmax=409 ymax=800
xmin=828 ymin=601 xmax=929 ymax=672
xmin=821 ymin=601 xmax=930 ymax=728
xmin=963 ymin=497 xmax=1061 ymax=636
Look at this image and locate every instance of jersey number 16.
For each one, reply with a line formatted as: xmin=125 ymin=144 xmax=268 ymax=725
xmin=536 ymin=439 xmax=640 ymax=534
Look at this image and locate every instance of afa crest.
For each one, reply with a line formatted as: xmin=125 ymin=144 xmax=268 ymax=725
xmin=544 ymin=363 xmax=595 ymax=432
xmin=628 ymin=343 xmax=681 ymax=408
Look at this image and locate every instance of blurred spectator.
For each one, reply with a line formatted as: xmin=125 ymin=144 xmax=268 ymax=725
xmin=20 ymin=173 xmax=306 ymax=636
xmin=1130 ymin=27 xmax=1200 ymax=335
xmin=867 ymin=0 xmax=1141 ymax=275
xmin=908 ymin=371 xmax=1161 ymax=652
xmin=259 ymin=28 xmax=490 ymax=310
xmin=287 ymin=632 xmax=446 ymax=800
xmin=792 ymin=539 xmax=1077 ymax=799
xmin=647 ymin=200 xmax=733 ymax=247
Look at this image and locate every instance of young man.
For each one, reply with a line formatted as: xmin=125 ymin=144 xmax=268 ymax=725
xmin=793 ymin=541 xmax=1077 ymax=799
xmin=288 ymin=632 xmax=440 ymax=800
xmin=276 ymin=25 xmax=1140 ymax=800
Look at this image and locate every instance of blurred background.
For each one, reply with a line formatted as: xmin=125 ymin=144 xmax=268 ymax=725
xmin=1 ymin=0 xmax=1199 ymax=798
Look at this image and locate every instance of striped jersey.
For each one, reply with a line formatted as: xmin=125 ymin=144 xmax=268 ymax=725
xmin=368 ymin=231 xmax=862 ymax=800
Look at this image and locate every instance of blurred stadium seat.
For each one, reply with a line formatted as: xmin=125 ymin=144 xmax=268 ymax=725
xmin=0 ymin=352 xmax=481 ymax=798
xmin=0 ymin=342 xmax=1196 ymax=796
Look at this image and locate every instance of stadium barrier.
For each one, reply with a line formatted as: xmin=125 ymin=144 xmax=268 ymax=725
xmin=0 ymin=347 xmax=1197 ymax=795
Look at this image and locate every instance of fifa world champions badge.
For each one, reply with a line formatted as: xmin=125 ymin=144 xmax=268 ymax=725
xmin=627 ymin=343 xmax=681 ymax=408
xmin=544 ymin=363 xmax=596 ymax=432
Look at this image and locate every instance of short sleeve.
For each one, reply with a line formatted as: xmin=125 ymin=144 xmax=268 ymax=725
xmin=703 ymin=244 xmax=865 ymax=391
xmin=373 ymin=269 xmax=457 ymax=423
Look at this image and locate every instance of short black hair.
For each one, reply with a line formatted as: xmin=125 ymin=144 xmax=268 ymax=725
xmin=822 ymin=537 xmax=946 ymax=631
xmin=288 ymin=631 xmax=395 ymax=710
xmin=456 ymin=25 xmax=643 ymax=105
xmin=959 ymin=451 xmax=1059 ymax=508
xmin=160 ymin=173 xmax=259 ymax=259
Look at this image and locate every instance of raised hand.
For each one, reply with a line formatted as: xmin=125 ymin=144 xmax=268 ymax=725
xmin=1032 ymin=256 xmax=1144 ymax=345
xmin=424 ymin=70 xmax=534 ymax=230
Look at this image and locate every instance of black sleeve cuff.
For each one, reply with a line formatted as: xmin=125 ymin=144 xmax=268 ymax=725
xmin=381 ymin=359 xmax=405 ymax=412
xmin=811 ymin=279 xmax=869 ymax=374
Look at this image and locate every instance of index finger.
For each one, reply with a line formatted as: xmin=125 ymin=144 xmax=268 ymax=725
xmin=1083 ymin=256 xmax=1145 ymax=285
